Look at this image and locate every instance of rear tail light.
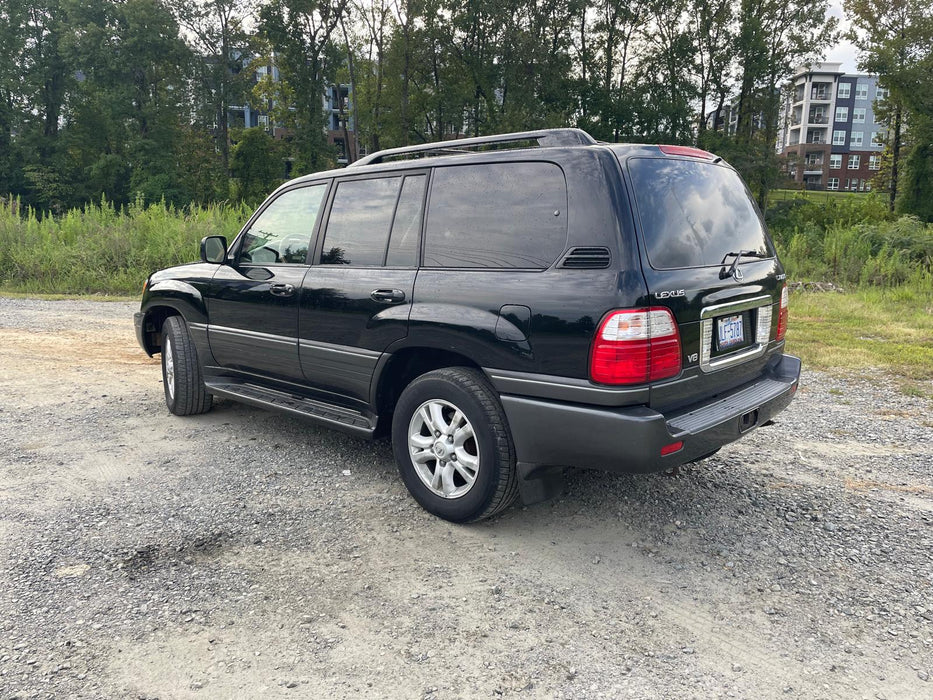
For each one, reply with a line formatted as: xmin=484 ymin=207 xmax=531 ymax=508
xmin=776 ymin=284 xmax=788 ymax=341
xmin=590 ymin=307 xmax=682 ymax=385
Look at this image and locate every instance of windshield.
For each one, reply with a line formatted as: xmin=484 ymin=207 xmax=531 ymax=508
xmin=626 ymin=157 xmax=774 ymax=269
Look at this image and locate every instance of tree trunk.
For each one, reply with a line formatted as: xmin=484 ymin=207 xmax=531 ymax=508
xmin=339 ymin=15 xmax=358 ymax=162
xmin=890 ymin=102 xmax=901 ymax=213
xmin=401 ymin=24 xmax=411 ymax=145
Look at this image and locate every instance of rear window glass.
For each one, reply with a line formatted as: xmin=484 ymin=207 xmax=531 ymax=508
xmin=627 ymin=158 xmax=774 ymax=269
xmin=424 ymin=162 xmax=567 ymax=269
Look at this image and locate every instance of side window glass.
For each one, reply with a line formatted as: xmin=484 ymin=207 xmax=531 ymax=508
xmin=423 ymin=162 xmax=568 ymax=268
xmin=239 ymin=184 xmax=327 ymax=264
xmin=321 ymin=177 xmax=401 ymax=265
xmin=386 ymin=175 xmax=426 ymax=266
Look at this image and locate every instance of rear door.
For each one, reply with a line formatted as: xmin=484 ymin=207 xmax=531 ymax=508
xmin=298 ymin=171 xmax=427 ymax=408
xmin=207 ymin=182 xmax=329 ymax=381
xmin=621 ymin=153 xmax=784 ymax=411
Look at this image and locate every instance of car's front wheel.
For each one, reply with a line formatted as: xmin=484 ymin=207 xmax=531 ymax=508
xmin=392 ymin=367 xmax=518 ymax=522
xmin=161 ymin=315 xmax=212 ymax=416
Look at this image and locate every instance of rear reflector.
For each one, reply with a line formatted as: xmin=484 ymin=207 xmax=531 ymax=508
xmin=590 ymin=307 xmax=682 ymax=384
xmin=658 ymin=145 xmax=715 ymax=160
xmin=776 ymin=284 xmax=789 ymax=341
xmin=661 ymin=441 xmax=684 ymax=456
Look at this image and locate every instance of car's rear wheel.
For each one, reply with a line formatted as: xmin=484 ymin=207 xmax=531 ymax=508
xmin=161 ymin=315 xmax=212 ymax=416
xmin=392 ymin=367 xmax=518 ymax=522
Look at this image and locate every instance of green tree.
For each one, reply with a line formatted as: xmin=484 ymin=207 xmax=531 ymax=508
xmin=229 ymin=127 xmax=285 ymax=202
xmin=61 ymin=0 xmax=192 ymax=206
xmin=258 ymin=0 xmax=349 ymax=172
xmin=168 ymin=0 xmax=252 ymax=176
xmin=845 ymin=0 xmax=933 ymax=215
xmin=734 ymin=0 xmax=837 ymax=207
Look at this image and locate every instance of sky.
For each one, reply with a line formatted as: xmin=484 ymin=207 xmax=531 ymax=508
xmin=824 ymin=0 xmax=860 ymax=72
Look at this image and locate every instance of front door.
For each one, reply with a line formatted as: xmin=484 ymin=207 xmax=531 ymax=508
xmin=299 ymin=172 xmax=427 ymax=407
xmin=207 ymin=181 xmax=329 ymax=382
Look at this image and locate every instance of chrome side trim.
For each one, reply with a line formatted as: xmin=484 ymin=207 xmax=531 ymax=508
xmin=298 ymin=338 xmax=381 ymax=359
xmin=209 ymin=324 xmax=296 ymax=346
xmin=699 ymin=295 xmax=773 ymax=373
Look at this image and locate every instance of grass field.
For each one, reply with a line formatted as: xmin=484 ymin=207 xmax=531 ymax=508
xmin=786 ymin=288 xmax=933 ymax=396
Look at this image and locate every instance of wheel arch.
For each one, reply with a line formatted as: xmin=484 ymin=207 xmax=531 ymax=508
xmin=139 ymin=280 xmax=209 ymax=355
xmin=371 ymin=346 xmax=485 ymax=429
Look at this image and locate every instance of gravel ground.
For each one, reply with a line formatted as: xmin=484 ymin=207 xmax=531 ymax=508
xmin=0 ymin=297 xmax=931 ymax=699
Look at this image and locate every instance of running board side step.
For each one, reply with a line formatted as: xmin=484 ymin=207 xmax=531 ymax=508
xmin=204 ymin=380 xmax=377 ymax=438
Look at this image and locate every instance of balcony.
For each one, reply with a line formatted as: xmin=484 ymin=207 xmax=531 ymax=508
xmin=810 ymin=90 xmax=830 ymax=102
xmin=808 ymin=114 xmax=828 ymax=124
xmin=806 ymin=137 xmax=825 ymax=144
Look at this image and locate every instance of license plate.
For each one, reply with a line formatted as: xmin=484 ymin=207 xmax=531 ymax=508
xmin=717 ymin=314 xmax=745 ymax=350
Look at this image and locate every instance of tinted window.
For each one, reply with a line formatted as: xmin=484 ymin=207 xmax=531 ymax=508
xmin=424 ymin=162 xmax=567 ymax=268
xmin=321 ymin=177 xmax=401 ymax=265
xmin=627 ymin=158 xmax=774 ymax=269
xmin=240 ymin=184 xmax=327 ymax=264
xmin=386 ymin=175 xmax=426 ymax=266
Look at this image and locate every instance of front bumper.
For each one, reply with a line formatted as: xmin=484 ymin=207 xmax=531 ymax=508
xmin=134 ymin=312 xmax=148 ymax=355
xmin=500 ymin=353 xmax=801 ymax=475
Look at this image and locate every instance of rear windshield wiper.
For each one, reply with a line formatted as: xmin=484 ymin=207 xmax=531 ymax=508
xmin=719 ymin=250 xmax=769 ymax=280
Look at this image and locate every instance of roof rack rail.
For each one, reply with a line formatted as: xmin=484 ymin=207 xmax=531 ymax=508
xmin=349 ymin=128 xmax=597 ymax=167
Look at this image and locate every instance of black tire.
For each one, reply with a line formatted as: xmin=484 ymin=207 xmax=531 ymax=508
xmin=391 ymin=367 xmax=518 ymax=523
xmin=161 ymin=315 xmax=212 ymax=416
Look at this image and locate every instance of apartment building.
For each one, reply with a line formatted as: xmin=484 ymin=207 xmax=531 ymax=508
xmin=779 ymin=63 xmax=887 ymax=192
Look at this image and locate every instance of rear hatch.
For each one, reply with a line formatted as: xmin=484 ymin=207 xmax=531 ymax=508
xmin=616 ymin=146 xmax=785 ymax=412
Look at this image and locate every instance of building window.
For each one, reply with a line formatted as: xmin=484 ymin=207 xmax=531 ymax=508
xmin=829 ymin=155 xmax=842 ymax=169
xmin=875 ymin=87 xmax=887 ymax=100
xmin=850 ymin=179 xmax=860 ymax=191
xmin=855 ymin=82 xmax=868 ymax=100
xmin=869 ymin=155 xmax=881 ymax=170
xmin=835 ymin=107 xmax=848 ymax=122
xmin=850 ymin=132 xmax=864 ymax=147
xmin=865 ymin=181 xmax=872 ymax=192
xmin=848 ymin=155 xmax=860 ymax=169
xmin=870 ymin=131 xmax=885 ymax=147
xmin=828 ymin=178 xmax=839 ymax=190
xmin=837 ymin=83 xmax=851 ymax=99
xmin=832 ymin=130 xmax=846 ymax=146
xmin=859 ymin=180 xmax=867 ymax=192
xmin=852 ymin=108 xmax=866 ymax=123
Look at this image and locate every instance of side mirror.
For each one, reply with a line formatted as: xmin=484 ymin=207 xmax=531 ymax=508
xmin=200 ymin=236 xmax=227 ymax=264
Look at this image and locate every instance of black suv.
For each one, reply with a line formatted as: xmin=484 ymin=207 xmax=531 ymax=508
xmin=135 ymin=129 xmax=800 ymax=522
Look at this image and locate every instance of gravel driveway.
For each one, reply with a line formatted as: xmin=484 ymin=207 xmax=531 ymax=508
xmin=1 ymin=297 xmax=931 ymax=699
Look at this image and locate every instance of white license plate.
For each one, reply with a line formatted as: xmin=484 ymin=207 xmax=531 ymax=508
xmin=717 ymin=314 xmax=745 ymax=349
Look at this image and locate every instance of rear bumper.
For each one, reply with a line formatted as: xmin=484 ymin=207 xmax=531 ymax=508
xmin=500 ymin=354 xmax=801 ymax=475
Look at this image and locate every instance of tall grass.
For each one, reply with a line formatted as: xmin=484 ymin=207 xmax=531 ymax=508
xmin=1 ymin=192 xmax=931 ymax=296
xmin=0 ymin=197 xmax=251 ymax=295
xmin=766 ymin=195 xmax=933 ymax=292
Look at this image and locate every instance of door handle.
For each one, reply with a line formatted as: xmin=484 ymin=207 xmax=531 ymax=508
xmin=370 ymin=288 xmax=406 ymax=303
xmin=270 ymin=283 xmax=295 ymax=297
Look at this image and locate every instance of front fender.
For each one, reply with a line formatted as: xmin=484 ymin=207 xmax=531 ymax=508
xmin=141 ymin=279 xmax=209 ymax=324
